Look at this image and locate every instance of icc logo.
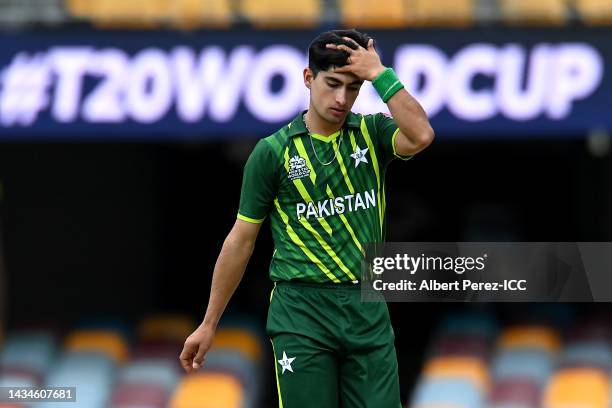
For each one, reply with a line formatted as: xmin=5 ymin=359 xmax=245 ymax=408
xmin=288 ymin=155 xmax=310 ymax=180
xmin=289 ymin=156 xmax=306 ymax=169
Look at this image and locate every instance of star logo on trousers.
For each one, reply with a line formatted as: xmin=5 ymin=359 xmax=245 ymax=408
xmin=350 ymin=146 xmax=369 ymax=168
xmin=277 ymin=351 xmax=296 ymax=374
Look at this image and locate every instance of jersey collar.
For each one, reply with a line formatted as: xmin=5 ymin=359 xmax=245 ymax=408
xmin=287 ymin=110 xmax=361 ymax=138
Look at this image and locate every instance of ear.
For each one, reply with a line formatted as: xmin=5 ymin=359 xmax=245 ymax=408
xmin=303 ymin=67 xmax=313 ymax=89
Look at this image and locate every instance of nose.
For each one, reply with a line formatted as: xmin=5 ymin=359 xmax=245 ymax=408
xmin=335 ymin=88 xmax=346 ymax=106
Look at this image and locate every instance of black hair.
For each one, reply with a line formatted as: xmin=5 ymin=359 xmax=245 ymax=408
xmin=308 ymin=29 xmax=373 ymax=77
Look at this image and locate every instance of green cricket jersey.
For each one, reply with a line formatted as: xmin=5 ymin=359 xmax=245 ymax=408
xmin=238 ymin=110 xmax=411 ymax=283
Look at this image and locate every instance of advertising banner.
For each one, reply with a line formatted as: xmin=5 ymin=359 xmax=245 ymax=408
xmin=0 ymin=29 xmax=610 ymax=140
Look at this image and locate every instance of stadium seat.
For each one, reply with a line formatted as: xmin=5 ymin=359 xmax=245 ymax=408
xmin=490 ymin=378 xmax=541 ymax=408
xmin=239 ymin=0 xmax=320 ymax=28
xmin=138 ymin=314 xmax=196 ymax=343
xmin=211 ymin=328 xmax=263 ymax=362
xmin=497 ymin=326 xmax=560 ymax=353
xmin=557 ymin=341 xmax=612 ymax=371
xmin=0 ymin=366 xmax=43 ymax=387
xmin=0 ymin=371 xmax=37 ymax=388
xmin=204 ymin=349 xmax=260 ymax=405
xmin=73 ymin=0 xmax=167 ymax=26
xmin=491 ymin=349 xmax=552 ymax=386
xmin=131 ymin=340 xmax=183 ymax=362
xmin=64 ymin=329 xmax=129 ymax=363
xmin=423 ymin=356 xmax=490 ymax=392
xmin=437 ymin=312 xmax=498 ymax=340
xmin=574 ymin=0 xmax=612 ymax=25
xmin=38 ymin=352 xmax=116 ymax=408
xmin=543 ymin=368 xmax=609 ymax=408
xmin=68 ymin=0 xmax=233 ymax=27
xmin=500 ymin=0 xmax=567 ymax=25
xmin=66 ymin=0 xmax=88 ymax=17
xmin=170 ymin=0 xmax=232 ymax=28
xmin=411 ymin=377 xmax=484 ymax=408
xmin=407 ymin=0 xmax=475 ymax=26
xmin=75 ymin=317 xmax=133 ymax=343
xmin=118 ymin=360 xmax=181 ymax=393
xmin=109 ymin=383 xmax=168 ymax=408
xmin=169 ymin=372 xmax=245 ymax=408
xmin=429 ymin=335 xmax=491 ymax=360
xmin=0 ymin=331 xmax=56 ymax=375
xmin=339 ymin=0 xmax=410 ymax=28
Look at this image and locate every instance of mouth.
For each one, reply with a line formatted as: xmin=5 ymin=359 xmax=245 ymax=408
xmin=329 ymin=107 xmax=346 ymax=117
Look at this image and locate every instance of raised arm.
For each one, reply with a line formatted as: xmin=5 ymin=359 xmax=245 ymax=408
xmin=179 ymin=218 xmax=262 ymax=373
xmin=327 ymin=37 xmax=435 ymax=156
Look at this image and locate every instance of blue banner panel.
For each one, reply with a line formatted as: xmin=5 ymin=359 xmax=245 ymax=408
xmin=0 ymin=28 xmax=610 ymax=140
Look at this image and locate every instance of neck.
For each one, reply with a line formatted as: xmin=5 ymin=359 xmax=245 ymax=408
xmin=304 ymin=107 xmax=342 ymax=136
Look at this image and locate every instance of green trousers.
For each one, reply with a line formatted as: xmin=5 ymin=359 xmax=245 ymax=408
xmin=267 ymin=281 xmax=401 ymax=408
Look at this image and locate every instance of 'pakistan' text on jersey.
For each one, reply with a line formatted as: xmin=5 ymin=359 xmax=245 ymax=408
xmin=238 ymin=110 xmax=411 ymax=283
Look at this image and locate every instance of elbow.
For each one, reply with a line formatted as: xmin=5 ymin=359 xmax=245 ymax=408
xmin=415 ymin=126 xmax=435 ymax=151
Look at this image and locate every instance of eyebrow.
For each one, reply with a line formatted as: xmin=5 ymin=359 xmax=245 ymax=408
xmin=324 ymin=76 xmax=363 ymax=86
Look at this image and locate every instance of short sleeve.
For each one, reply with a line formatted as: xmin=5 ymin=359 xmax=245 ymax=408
xmin=237 ymin=139 xmax=279 ymax=224
xmin=373 ymin=112 xmax=412 ymax=166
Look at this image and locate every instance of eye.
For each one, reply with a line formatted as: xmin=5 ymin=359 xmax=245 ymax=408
xmin=327 ymin=82 xmax=339 ymax=88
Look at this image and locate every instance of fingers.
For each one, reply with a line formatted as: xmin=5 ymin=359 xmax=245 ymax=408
xmin=179 ymin=342 xmax=198 ymax=373
xmin=342 ymin=36 xmax=362 ymax=50
xmin=192 ymin=345 xmax=208 ymax=371
xmin=367 ymin=38 xmax=375 ymax=50
xmin=326 ymin=43 xmax=353 ymax=54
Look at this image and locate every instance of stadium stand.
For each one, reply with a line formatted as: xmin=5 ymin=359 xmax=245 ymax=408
xmin=238 ymin=0 xmax=321 ymax=28
xmin=66 ymin=0 xmax=232 ymax=28
xmin=0 ymin=314 xmax=264 ymax=407
xmin=499 ymin=0 xmax=568 ymax=25
xmin=410 ymin=309 xmax=612 ymax=408
xmin=338 ymin=0 xmax=410 ymax=28
xmin=574 ymin=0 xmax=612 ymax=25
xmin=169 ymin=372 xmax=245 ymax=408
xmin=543 ymin=368 xmax=610 ymax=408
xmin=171 ymin=0 xmax=232 ymax=28
xmin=407 ymin=0 xmax=475 ymax=26
xmin=2 ymin=0 xmax=612 ymax=28
xmin=0 ymin=0 xmax=65 ymax=27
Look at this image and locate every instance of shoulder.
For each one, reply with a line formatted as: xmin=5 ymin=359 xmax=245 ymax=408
xmin=261 ymin=129 xmax=289 ymax=158
xmin=350 ymin=111 xmax=388 ymax=136
xmin=245 ymin=127 xmax=290 ymax=176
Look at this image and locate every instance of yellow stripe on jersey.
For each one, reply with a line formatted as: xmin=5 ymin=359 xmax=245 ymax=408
xmin=326 ymin=185 xmax=364 ymax=255
xmin=274 ymin=198 xmax=340 ymax=283
xmin=349 ymin=129 xmax=358 ymax=153
xmin=360 ymin=117 xmax=384 ymax=240
xmin=292 ymin=137 xmax=317 ymax=184
xmin=283 ymin=147 xmax=357 ymax=282
xmin=284 ymin=147 xmax=333 ymax=235
xmin=237 ymin=213 xmax=265 ymax=224
xmin=298 ymin=215 xmax=358 ymax=282
xmin=333 ymin=136 xmax=355 ymax=194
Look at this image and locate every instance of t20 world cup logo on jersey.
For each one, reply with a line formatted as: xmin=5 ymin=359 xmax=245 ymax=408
xmin=288 ymin=155 xmax=311 ymax=181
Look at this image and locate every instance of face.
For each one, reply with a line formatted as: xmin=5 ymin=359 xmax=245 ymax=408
xmin=304 ymin=67 xmax=363 ymax=124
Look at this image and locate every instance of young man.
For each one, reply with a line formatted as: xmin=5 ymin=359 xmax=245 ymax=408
xmin=180 ymin=29 xmax=434 ymax=407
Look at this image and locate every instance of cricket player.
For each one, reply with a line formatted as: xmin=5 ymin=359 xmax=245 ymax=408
xmin=180 ymin=29 xmax=434 ymax=407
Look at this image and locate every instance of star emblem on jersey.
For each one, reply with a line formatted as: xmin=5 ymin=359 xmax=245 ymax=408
xmin=277 ymin=351 xmax=296 ymax=374
xmin=350 ymin=146 xmax=369 ymax=168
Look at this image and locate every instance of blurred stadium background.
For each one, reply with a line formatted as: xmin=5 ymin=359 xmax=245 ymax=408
xmin=1 ymin=0 xmax=612 ymax=407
